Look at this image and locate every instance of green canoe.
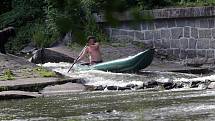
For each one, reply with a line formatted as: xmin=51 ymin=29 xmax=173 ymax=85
xmin=92 ymin=48 xmax=155 ymax=73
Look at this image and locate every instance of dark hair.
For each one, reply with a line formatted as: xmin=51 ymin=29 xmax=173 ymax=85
xmin=87 ymin=36 xmax=96 ymax=42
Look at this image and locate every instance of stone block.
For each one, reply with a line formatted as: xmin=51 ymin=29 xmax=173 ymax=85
xmin=186 ymin=19 xmax=196 ymax=27
xmin=194 ymin=19 xmax=200 ymax=27
xmin=171 ymin=28 xmax=183 ymax=39
xmin=161 ymin=29 xmax=171 ymax=39
xmin=141 ymin=22 xmax=148 ymax=30
xmin=111 ymin=29 xmax=121 ymax=37
xmin=212 ymin=29 xmax=215 ymax=38
xmin=153 ymin=30 xmax=161 ymax=40
xmin=186 ymin=49 xmax=197 ymax=58
xmin=197 ymin=39 xmax=210 ymax=49
xmin=127 ymin=31 xmax=135 ymax=38
xmin=147 ymin=22 xmax=155 ymax=30
xmin=142 ymin=40 xmax=154 ymax=48
xmin=155 ymin=20 xmax=167 ymax=29
xmin=128 ymin=22 xmax=141 ymax=30
xmin=134 ymin=31 xmax=144 ymax=40
xmin=167 ymin=19 xmax=176 ymax=28
xmin=210 ymin=39 xmax=215 ymax=49
xmin=199 ymin=29 xmax=212 ymax=38
xmin=145 ymin=30 xmax=154 ymax=40
xmin=194 ymin=8 xmax=201 ymax=17
xmin=171 ymin=39 xmax=180 ymax=48
xmin=191 ymin=27 xmax=198 ymax=39
xmin=208 ymin=18 xmax=215 ymax=28
xmin=207 ymin=50 xmax=214 ymax=58
xmin=197 ymin=50 xmax=206 ymax=58
xmin=167 ymin=49 xmax=174 ymax=57
xmin=200 ymin=19 xmax=209 ymax=28
xmin=188 ymin=38 xmax=197 ymax=49
xmin=154 ymin=39 xmax=162 ymax=49
xmin=180 ymin=38 xmax=188 ymax=49
xmin=180 ymin=49 xmax=188 ymax=59
xmin=161 ymin=39 xmax=170 ymax=49
xmin=176 ymin=19 xmax=186 ymax=27
xmin=173 ymin=49 xmax=180 ymax=58
xmin=184 ymin=27 xmax=190 ymax=38
xmin=120 ymin=30 xmax=129 ymax=35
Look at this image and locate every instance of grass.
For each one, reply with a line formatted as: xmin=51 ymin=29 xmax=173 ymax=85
xmin=0 ymin=69 xmax=15 ymax=81
xmin=33 ymin=67 xmax=56 ymax=77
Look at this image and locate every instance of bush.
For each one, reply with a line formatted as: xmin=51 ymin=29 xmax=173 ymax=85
xmin=32 ymin=24 xmax=59 ymax=48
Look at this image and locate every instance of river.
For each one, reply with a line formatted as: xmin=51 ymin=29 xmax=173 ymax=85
xmin=1 ymin=62 xmax=215 ymax=121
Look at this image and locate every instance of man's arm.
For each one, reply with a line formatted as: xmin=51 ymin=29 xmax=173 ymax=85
xmin=77 ymin=47 xmax=88 ymax=62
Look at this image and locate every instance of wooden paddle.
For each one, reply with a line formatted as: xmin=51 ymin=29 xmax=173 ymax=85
xmin=67 ymin=45 xmax=87 ymax=73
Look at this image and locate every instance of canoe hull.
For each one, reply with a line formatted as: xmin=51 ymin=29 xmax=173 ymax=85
xmin=92 ymin=48 xmax=155 ymax=73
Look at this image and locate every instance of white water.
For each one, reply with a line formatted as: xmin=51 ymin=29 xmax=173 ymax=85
xmin=41 ymin=62 xmax=215 ymax=90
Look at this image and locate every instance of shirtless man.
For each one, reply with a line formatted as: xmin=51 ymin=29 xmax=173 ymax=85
xmin=78 ymin=36 xmax=103 ymax=65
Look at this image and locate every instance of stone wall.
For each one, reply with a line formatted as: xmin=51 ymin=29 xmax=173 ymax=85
xmin=96 ymin=7 xmax=215 ymax=59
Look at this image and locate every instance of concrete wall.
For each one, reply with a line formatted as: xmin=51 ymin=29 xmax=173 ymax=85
xmin=96 ymin=7 xmax=215 ymax=59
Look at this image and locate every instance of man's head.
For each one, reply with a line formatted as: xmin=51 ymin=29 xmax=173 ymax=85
xmin=87 ymin=36 xmax=96 ymax=45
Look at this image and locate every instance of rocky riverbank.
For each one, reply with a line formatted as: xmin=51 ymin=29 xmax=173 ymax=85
xmin=1 ymin=41 xmax=215 ymax=100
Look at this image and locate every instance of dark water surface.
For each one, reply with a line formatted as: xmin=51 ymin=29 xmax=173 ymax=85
xmin=1 ymin=89 xmax=215 ymax=121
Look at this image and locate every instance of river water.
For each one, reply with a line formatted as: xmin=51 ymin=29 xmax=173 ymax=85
xmin=1 ymin=62 xmax=215 ymax=121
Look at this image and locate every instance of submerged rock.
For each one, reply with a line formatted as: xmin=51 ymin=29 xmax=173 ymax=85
xmin=29 ymin=48 xmax=74 ymax=64
xmin=0 ymin=91 xmax=41 ymax=100
xmin=40 ymin=82 xmax=86 ymax=96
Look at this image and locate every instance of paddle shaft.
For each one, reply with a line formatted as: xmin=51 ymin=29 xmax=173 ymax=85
xmin=67 ymin=45 xmax=87 ymax=73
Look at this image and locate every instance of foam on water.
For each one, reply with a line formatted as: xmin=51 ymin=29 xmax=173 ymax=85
xmin=41 ymin=62 xmax=215 ymax=89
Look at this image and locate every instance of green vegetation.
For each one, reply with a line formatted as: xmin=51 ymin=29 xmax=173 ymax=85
xmin=1 ymin=0 xmax=214 ymax=53
xmin=33 ymin=67 xmax=56 ymax=77
xmin=0 ymin=69 xmax=15 ymax=81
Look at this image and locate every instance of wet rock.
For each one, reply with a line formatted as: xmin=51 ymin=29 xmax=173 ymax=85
xmin=106 ymin=86 xmax=131 ymax=91
xmin=161 ymin=82 xmax=176 ymax=90
xmin=94 ymin=85 xmax=105 ymax=91
xmin=29 ymin=48 xmax=74 ymax=64
xmin=208 ymin=81 xmax=215 ymax=89
xmin=126 ymin=84 xmax=138 ymax=88
xmin=40 ymin=83 xmax=86 ymax=95
xmin=0 ymin=91 xmax=41 ymax=100
xmin=143 ymin=80 xmax=158 ymax=88
xmin=20 ymin=45 xmax=37 ymax=54
xmin=190 ymin=81 xmax=201 ymax=88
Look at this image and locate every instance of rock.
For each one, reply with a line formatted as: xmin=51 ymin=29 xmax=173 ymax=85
xmin=208 ymin=82 xmax=215 ymax=89
xmin=0 ymin=91 xmax=41 ymax=100
xmin=126 ymin=84 xmax=138 ymax=88
xmin=106 ymin=86 xmax=131 ymax=91
xmin=161 ymin=82 xmax=176 ymax=90
xmin=21 ymin=45 xmax=37 ymax=54
xmin=143 ymin=80 xmax=158 ymax=88
xmin=94 ymin=85 xmax=105 ymax=91
xmin=40 ymin=83 xmax=86 ymax=96
xmin=29 ymin=48 xmax=75 ymax=64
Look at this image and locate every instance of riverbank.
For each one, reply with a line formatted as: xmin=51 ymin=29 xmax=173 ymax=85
xmin=1 ymin=41 xmax=215 ymax=100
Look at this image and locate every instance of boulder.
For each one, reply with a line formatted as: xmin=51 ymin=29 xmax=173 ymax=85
xmin=29 ymin=48 xmax=74 ymax=64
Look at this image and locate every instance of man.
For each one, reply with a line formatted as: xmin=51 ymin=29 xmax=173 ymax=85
xmin=78 ymin=36 xmax=103 ymax=65
xmin=0 ymin=27 xmax=15 ymax=54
